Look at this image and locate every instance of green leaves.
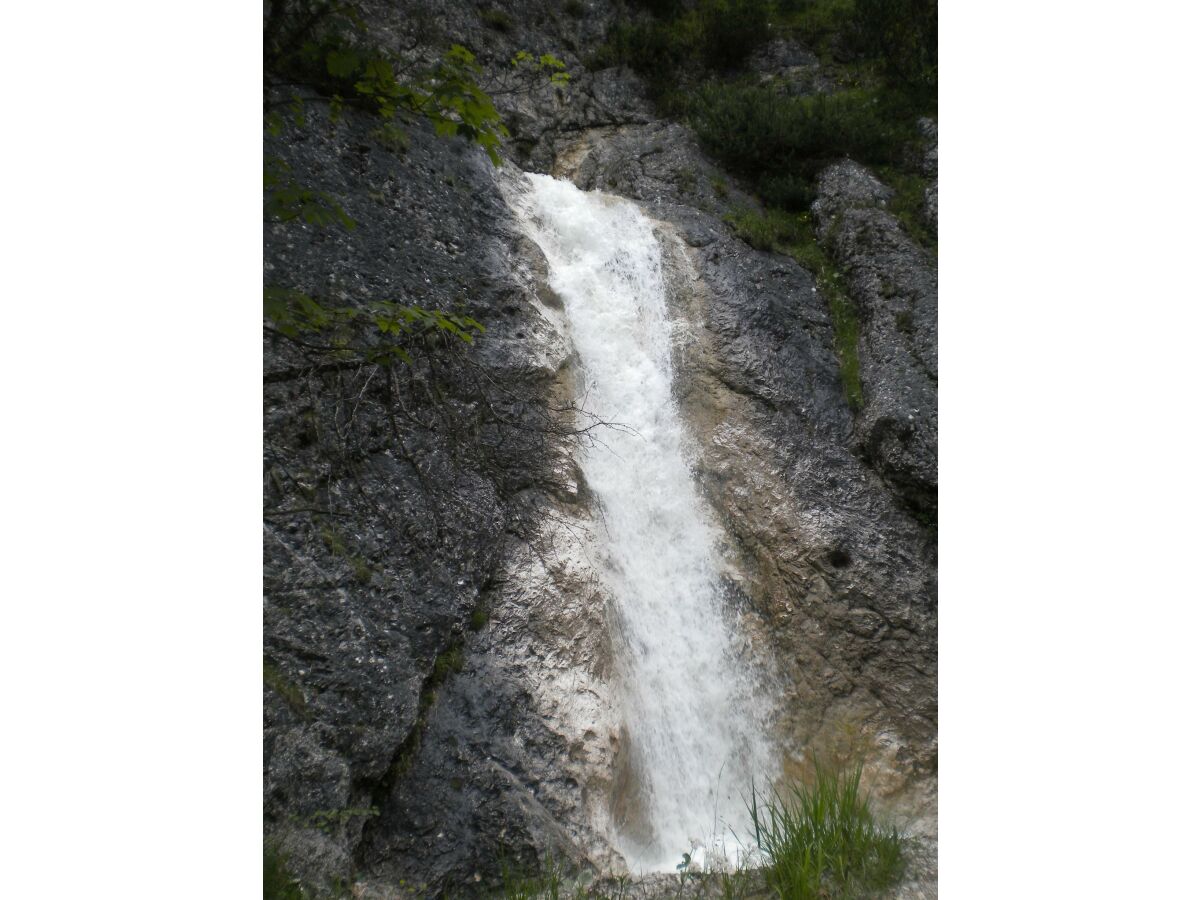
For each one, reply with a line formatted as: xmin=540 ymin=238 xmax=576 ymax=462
xmin=289 ymin=92 xmax=306 ymax=128
xmin=264 ymin=287 xmax=485 ymax=365
xmin=264 ymin=157 xmax=356 ymax=231
xmin=410 ymin=46 xmax=510 ymax=167
xmin=301 ymin=806 xmax=380 ymax=835
xmin=325 ymin=47 xmax=361 ymax=78
xmin=270 ymin=18 xmax=572 ymax=169
xmin=512 ymin=50 xmax=571 ymax=87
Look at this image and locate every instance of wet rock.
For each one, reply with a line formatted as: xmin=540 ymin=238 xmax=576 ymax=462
xmin=547 ymin=122 xmax=937 ymax=872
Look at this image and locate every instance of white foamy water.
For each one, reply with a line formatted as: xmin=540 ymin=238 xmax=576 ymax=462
xmin=507 ymin=173 xmax=775 ymax=872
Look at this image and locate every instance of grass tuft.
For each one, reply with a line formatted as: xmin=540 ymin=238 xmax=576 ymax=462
xmin=263 ymin=661 xmax=309 ymax=719
xmin=481 ymin=9 xmax=515 ymax=33
xmin=877 ymin=166 xmax=936 ymax=250
xmin=264 ymin=846 xmax=306 ymax=900
xmin=749 ymin=762 xmax=903 ymax=899
xmin=500 ymin=855 xmax=567 ymax=900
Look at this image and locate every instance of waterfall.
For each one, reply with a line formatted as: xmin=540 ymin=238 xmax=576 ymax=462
xmin=507 ymin=173 xmax=775 ymax=872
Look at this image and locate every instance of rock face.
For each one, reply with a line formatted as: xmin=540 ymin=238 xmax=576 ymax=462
xmin=813 ymin=161 xmax=939 ymax=519
xmin=263 ymin=111 xmax=597 ymax=890
xmin=265 ymin=1 xmax=937 ymax=895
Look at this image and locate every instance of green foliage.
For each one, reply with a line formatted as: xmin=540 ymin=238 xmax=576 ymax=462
xmin=511 ymin=50 xmax=572 ymax=87
xmin=264 ymin=286 xmax=484 ymax=367
xmin=631 ymin=0 xmax=682 ymax=15
xmin=500 ymin=855 xmax=568 ymax=900
xmin=267 ymin=2 xmax=571 ymax=167
xmin=300 ymin=806 xmax=380 ymax=834
xmin=264 ymin=157 xmax=356 ymax=230
xmin=853 ymin=0 xmax=937 ymax=91
xmin=432 ymin=645 xmax=465 ymax=682
xmin=346 ymin=44 xmax=513 ymax=164
xmin=689 ymin=83 xmax=910 ymax=209
xmin=723 ymin=207 xmax=807 ymax=252
xmin=826 ymin=289 xmax=864 ymax=411
xmin=385 ymin=640 xmax=469 ymax=783
xmin=264 ymin=845 xmax=306 ymax=900
xmin=749 ymin=763 xmax=903 ymax=899
xmin=564 ymin=0 xmax=587 ymax=18
xmin=699 ymin=0 xmax=771 ymax=70
xmin=318 ymin=526 xmax=374 ymax=584
xmin=482 ymin=8 xmax=515 ymax=32
xmin=723 ymin=207 xmax=863 ymax=408
xmin=370 ymin=121 xmax=410 ymax=155
xmin=589 ymin=18 xmax=692 ymax=74
xmin=263 ymin=661 xmax=309 ymax=718
xmin=771 ymin=0 xmax=855 ymax=61
xmin=590 ymin=0 xmax=768 ymax=78
xmin=877 ymin=166 xmax=935 ymax=249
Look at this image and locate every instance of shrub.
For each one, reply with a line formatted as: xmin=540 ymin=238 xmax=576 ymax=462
xmin=688 ymin=82 xmax=910 ymax=208
xmin=699 ymin=0 xmax=771 ymax=70
xmin=481 ymin=8 xmax=515 ymax=33
xmin=773 ymin=0 xmax=855 ymax=56
xmin=592 ymin=18 xmax=693 ymax=73
xmin=853 ymin=0 xmax=937 ymax=90
xmin=749 ymin=763 xmax=903 ymax=899
xmin=631 ymin=0 xmax=683 ymax=15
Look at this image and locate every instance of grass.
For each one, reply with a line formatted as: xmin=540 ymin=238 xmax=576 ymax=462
xmin=749 ymin=763 xmax=903 ymax=899
xmin=877 ymin=166 xmax=935 ymax=250
xmin=470 ymin=599 xmax=490 ymax=631
xmin=771 ymin=0 xmax=855 ymax=63
xmin=481 ymin=9 xmax=514 ymax=33
xmin=724 ymin=207 xmax=863 ymax=408
xmin=263 ymin=660 xmax=309 ymax=718
xmin=264 ymin=846 xmax=306 ymax=900
xmin=386 ymin=642 xmax=467 ymax=782
xmin=432 ymin=645 xmax=465 ymax=682
xmin=500 ymin=856 xmax=567 ymax=900
xmin=319 ymin=525 xmax=374 ymax=584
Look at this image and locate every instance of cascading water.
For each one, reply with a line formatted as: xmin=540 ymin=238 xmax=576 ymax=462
xmin=507 ymin=173 xmax=775 ymax=872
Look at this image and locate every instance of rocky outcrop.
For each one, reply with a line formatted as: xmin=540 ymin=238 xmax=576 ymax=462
xmin=813 ymin=161 xmax=938 ymax=520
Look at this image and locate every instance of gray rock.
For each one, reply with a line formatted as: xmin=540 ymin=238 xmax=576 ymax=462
xmin=919 ymin=117 xmax=938 ymax=233
xmin=811 ymin=160 xmax=895 ymax=238
xmin=813 ymin=161 xmax=938 ymax=518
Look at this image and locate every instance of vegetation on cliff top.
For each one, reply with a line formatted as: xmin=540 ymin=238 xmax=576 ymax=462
xmin=587 ymin=0 xmax=935 ymax=409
